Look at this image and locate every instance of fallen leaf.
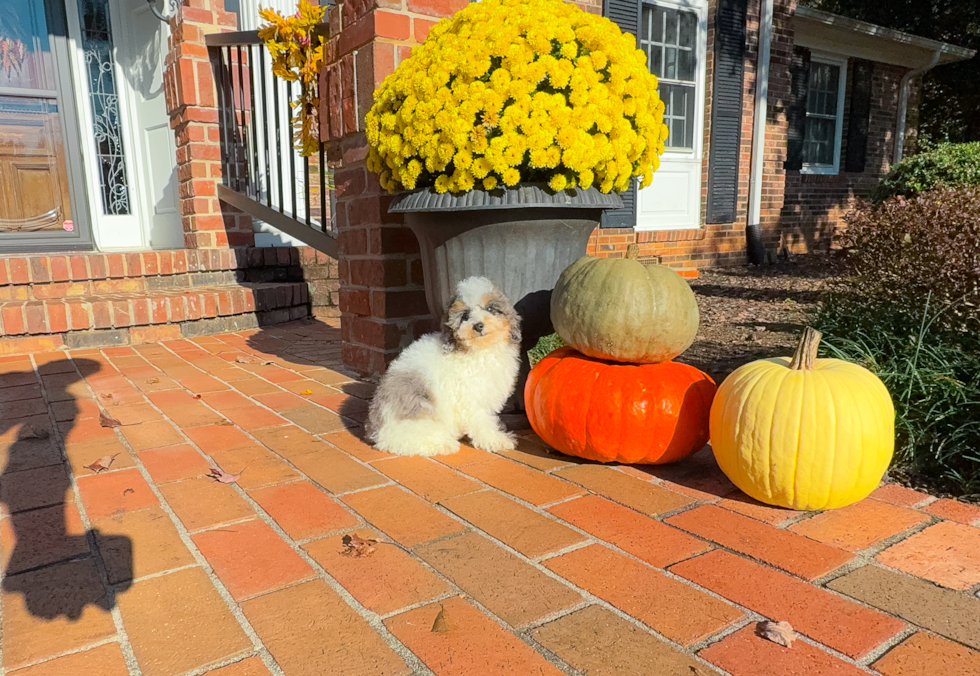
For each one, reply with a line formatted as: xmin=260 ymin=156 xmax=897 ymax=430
xmin=206 ymin=466 xmax=241 ymax=484
xmin=122 ymin=488 xmax=134 ymax=495
xmin=147 ymin=378 xmax=160 ymax=384
xmin=84 ymin=454 xmax=119 ymax=474
xmin=100 ymin=393 xmax=113 ymax=400
xmin=340 ymin=533 xmax=377 ymax=558
xmin=20 ymin=425 xmax=50 ymax=440
xmin=300 ymin=389 xmax=313 ymax=396
xmin=431 ymin=605 xmax=450 ymax=634
xmin=235 ymin=355 xmax=260 ymax=364
xmin=758 ymin=620 xmax=795 ymax=648
xmin=192 ymin=394 xmax=202 ymax=400
xmin=99 ymin=412 xmax=123 ymax=428
xmin=215 ymin=419 xmax=234 ymax=426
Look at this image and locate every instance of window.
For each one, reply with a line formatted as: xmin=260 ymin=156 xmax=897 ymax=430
xmin=640 ymin=3 xmax=699 ymax=151
xmin=802 ymin=56 xmax=847 ymax=174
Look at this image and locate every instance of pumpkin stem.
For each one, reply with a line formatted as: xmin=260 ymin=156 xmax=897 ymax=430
xmin=789 ymin=327 xmax=822 ymax=370
xmin=626 ymin=243 xmax=640 ymax=260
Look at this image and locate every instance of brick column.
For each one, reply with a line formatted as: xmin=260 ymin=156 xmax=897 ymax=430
xmin=321 ymin=0 xmax=471 ymax=376
xmin=164 ymin=0 xmax=255 ymax=249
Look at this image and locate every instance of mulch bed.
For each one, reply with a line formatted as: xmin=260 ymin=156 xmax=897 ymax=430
xmin=677 ymin=253 xmax=844 ymax=383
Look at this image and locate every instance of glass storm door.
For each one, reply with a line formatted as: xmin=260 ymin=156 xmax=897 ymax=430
xmin=0 ymin=0 xmax=91 ymax=251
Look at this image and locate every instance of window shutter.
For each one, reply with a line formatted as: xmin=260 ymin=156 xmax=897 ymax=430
xmin=784 ymin=46 xmax=811 ymax=171
xmin=602 ymin=0 xmax=641 ymax=228
xmin=845 ymin=59 xmax=874 ymax=173
xmin=706 ymin=0 xmax=747 ymax=224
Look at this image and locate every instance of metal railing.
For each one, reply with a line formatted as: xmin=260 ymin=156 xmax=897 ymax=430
xmin=206 ymin=29 xmax=337 ymax=256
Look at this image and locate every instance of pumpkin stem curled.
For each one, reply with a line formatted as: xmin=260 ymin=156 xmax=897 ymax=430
xmin=790 ymin=327 xmax=822 ymax=370
xmin=626 ymin=243 xmax=640 ymax=260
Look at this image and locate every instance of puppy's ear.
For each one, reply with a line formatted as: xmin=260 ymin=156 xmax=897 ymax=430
xmin=442 ymin=297 xmax=466 ymax=351
xmin=485 ymin=289 xmax=521 ymax=345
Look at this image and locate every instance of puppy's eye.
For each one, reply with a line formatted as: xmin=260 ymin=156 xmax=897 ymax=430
xmin=460 ymin=310 xmax=470 ymax=322
xmin=485 ymin=304 xmax=501 ymax=315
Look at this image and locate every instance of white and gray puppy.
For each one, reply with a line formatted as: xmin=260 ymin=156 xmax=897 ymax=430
xmin=366 ymin=276 xmax=521 ymax=456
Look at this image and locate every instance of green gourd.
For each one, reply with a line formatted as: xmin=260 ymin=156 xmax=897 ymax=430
xmin=551 ymin=244 xmax=699 ymax=364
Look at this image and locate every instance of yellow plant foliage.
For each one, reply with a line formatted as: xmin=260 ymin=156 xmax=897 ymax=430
xmin=258 ymin=0 xmax=325 ymax=156
xmin=365 ymin=0 xmax=669 ymax=194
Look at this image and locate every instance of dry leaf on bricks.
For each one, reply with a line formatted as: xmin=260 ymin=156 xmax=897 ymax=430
xmin=340 ymin=533 xmax=377 ymax=558
xmin=84 ymin=454 xmax=119 ymax=474
xmin=431 ymin=605 xmax=450 ymax=634
xmin=758 ymin=621 xmax=796 ymax=648
xmin=99 ymin=412 xmax=123 ymax=428
xmin=207 ymin=466 xmax=242 ymax=484
xmin=20 ymin=425 xmax=49 ymax=440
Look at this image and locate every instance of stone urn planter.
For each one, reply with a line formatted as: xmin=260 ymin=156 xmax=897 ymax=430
xmin=390 ymin=184 xmax=623 ymax=414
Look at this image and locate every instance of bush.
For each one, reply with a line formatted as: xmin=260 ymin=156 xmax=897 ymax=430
xmin=874 ymin=142 xmax=980 ymax=202
xmin=835 ymin=187 xmax=980 ymax=337
xmin=817 ymin=186 xmax=980 ymax=498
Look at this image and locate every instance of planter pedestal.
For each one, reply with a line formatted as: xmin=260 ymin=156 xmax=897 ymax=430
xmin=391 ymin=186 xmax=623 ymax=414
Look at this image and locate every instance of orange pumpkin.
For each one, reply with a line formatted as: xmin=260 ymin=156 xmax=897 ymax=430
xmin=525 ymin=347 xmax=716 ymax=464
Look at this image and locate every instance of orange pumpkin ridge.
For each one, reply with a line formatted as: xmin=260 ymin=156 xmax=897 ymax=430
xmin=525 ymin=347 xmax=716 ymax=465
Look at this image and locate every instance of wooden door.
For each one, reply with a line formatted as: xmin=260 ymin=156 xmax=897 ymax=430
xmin=0 ymin=0 xmax=91 ymax=250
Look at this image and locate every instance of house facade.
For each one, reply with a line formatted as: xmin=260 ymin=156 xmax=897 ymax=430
xmin=0 ymin=0 xmax=973 ymax=372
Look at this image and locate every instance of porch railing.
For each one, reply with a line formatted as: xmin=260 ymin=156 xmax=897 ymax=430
xmin=206 ymin=29 xmax=337 ymax=256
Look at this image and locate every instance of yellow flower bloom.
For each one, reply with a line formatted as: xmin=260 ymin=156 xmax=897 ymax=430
xmin=365 ymin=0 xmax=668 ymax=194
xmin=501 ymin=168 xmax=521 ymax=186
xmin=549 ymin=174 xmax=568 ymax=191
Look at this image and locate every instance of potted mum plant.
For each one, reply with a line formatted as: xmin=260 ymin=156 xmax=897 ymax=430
xmin=365 ymin=0 xmax=668 ymax=409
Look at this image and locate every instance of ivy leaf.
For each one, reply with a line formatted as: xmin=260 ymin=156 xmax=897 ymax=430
xmin=340 ymin=533 xmax=378 ymax=558
xmin=207 ymin=466 xmax=242 ymax=484
xmin=99 ymin=412 xmax=123 ymax=428
xmin=84 ymin=454 xmax=119 ymax=474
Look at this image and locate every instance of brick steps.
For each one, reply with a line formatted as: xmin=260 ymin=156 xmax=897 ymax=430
xmin=0 ymin=282 xmax=309 ymax=352
xmin=0 ymin=246 xmax=339 ymax=355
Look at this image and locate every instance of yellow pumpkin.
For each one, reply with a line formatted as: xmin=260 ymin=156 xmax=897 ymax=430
xmin=710 ymin=328 xmax=895 ymax=510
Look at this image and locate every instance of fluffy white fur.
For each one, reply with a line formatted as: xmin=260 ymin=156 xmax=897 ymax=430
xmin=367 ymin=276 xmax=521 ymax=456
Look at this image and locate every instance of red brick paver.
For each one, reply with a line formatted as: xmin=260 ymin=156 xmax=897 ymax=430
xmin=3 ymin=319 xmax=980 ymax=675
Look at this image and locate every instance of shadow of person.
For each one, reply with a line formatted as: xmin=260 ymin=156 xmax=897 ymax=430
xmin=0 ymin=358 xmax=132 ymax=620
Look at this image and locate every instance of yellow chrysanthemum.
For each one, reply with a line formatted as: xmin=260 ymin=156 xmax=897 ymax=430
xmin=549 ymin=174 xmax=568 ymax=191
xmin=365 ymin=0 xmax=668 ymax=194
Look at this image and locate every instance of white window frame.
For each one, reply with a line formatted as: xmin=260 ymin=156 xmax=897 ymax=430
xmin=801 ymin=53 xmax=848 ymax=176
xmin=639 ymin=0 xmax=708 ymax=163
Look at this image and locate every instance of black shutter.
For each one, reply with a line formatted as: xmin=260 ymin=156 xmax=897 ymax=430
xmin=602 ymin=0 xmax=641 ymax=228
xmin=845 ymin=59 xmax=874 ymax=173
xmin=706 ymin=0 xmax=747 ymax=224
xmin=784 ymin=46 xmax=811 ymax=171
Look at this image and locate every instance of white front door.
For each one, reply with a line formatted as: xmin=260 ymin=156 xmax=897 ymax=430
xmin=65 ymin=0 xmax=180 ymax=250
xmin=111 ymin=0 xmax=182 ymax=248
xmin=636 ymin=0 xmax=708 ymax=231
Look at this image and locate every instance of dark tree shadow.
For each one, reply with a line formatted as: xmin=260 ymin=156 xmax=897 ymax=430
xmin=0 ymin=358 xmax=133 ymax=620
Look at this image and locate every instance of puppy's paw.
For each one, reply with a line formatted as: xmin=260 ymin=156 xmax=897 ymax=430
xmin=471 ymin=430 xmax=516 ymax=452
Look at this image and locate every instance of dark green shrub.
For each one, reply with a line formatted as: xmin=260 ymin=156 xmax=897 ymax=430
xmin=873 ymin=142 xmax=980 ymax=202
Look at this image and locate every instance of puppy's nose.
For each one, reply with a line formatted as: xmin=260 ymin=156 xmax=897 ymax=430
xmin=472 ymin=322 xmax=484 ymax=334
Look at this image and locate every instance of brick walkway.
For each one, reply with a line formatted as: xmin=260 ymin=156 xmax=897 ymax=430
xmin=2 ymin=319 xmax=980 ymax=676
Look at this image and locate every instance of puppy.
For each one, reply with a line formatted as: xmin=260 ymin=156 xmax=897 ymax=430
xmin=366 ymin=276 xmax=521 ymax=456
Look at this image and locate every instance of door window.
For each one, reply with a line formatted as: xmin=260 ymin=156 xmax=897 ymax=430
xmin=641 ymin=3 xmax=699 ymax=151
xmin=0 ymin=0 xmax=76 ymax=233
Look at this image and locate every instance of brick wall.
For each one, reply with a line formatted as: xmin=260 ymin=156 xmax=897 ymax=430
xmin=780 ymin=61 xmax=909 ymax=254
xmin=164 ymin=0 xmax=255 ymax=249
xmin=585 ymin=1 xmax=917 ymax=265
